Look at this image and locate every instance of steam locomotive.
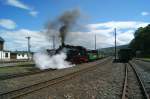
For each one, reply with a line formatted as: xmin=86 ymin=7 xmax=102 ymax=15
xmin=56 ymin=44 xmax=88 ymax=64
xmin=47 ymin=44 xmax=102 ymax=64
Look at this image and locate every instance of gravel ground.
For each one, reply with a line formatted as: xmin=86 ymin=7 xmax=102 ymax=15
xmin=127 ymin=64 xmax=144 ymax=99
xmin=0 ymin=58 xmax=109 ymax=94
xmin=132 ymin=59 xmax=150 ymax=97
xmin=16 ymin=60 xmax=125 ymax=99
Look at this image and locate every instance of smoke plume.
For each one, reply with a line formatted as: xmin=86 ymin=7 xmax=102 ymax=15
xmin=46 ymin=9 xmax=80 ymax=46
xmin=33 ymin=9 xmax=80 ymax=70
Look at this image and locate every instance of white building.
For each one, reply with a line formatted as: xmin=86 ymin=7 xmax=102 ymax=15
xmin=15 ymin=51 xmax=30 ymax=60
xmin=10 ymin=51 xmax=33 ymax=60
xmin=17 ymin=53 xmax=28 ymax=59
xmin=0 ymin=36 xmax=33 ymax=61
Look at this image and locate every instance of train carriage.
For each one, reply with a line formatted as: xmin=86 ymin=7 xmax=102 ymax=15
xmin=118 ymin=48 xmax=134 ymax=62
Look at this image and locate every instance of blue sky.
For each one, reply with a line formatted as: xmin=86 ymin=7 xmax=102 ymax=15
xmin=0 ymin=0 xmax=150 ymax=51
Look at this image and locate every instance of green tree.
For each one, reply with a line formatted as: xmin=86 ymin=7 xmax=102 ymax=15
xmin=130 ymin=24 xmax=150 ymax=57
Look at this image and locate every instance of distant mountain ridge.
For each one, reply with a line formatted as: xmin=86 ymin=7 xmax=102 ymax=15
xmin=99 ymin=45 xmax=129 ymax=55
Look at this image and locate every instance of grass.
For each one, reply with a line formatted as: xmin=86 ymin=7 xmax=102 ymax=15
xmin=141 ymin=58 xmax=150 ymax=62
xmin=0 ymin=66 xmax=33 ymax=74
xmin=0 ymin=63 xmax=39 ymax=79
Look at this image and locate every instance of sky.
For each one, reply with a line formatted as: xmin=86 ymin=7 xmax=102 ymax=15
xmin=0 ymin=0 xmax=150 ymax=52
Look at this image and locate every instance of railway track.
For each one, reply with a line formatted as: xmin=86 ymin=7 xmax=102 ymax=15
xmin=132 ymin=60 xmax=150 ymax=98
xmin=0 ymin=58 xmax=106 ymax=80
xmin=122 ymin=63 xmax=149 ymax=99
xmin=0 ymin=58 xmax=110 ymax=99
xmin=0 ymin=68 xmax=56 ymax=80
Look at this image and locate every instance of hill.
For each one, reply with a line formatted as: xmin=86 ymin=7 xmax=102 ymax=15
xmin=99 ymin=45 xmax=129 ymax=56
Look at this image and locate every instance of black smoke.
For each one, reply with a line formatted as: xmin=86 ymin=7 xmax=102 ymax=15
xmin=46 ymin=9 xmax=80 ymax=47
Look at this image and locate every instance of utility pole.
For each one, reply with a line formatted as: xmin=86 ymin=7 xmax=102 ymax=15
xmin=95 ymin=34 xmax=96 ymax=50
xmin=26 ymin=36 xmax=31 ymax=60
xmin=114 ymin=28 xmax=117 ymax=60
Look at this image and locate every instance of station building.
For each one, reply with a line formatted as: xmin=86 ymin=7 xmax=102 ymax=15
xmin=0 ymin=36 xmax=33 ymax=61
xmin=11 ymin=51 xmax=33 ymax=60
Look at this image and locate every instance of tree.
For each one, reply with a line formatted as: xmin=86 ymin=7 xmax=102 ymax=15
xmin=129 ymin=24 xmax=150 ymax=57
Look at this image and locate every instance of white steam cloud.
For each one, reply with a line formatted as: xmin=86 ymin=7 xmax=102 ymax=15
xmin=33 ymin=52 xmax=74 ymax=70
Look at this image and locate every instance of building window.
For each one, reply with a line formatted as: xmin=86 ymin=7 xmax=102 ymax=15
xmin=18 ymin=54 xmax=20 ymax=56
xmin=5 ymin=53 xmax=8 ymax=57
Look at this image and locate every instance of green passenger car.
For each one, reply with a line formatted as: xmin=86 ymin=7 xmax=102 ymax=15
xmin=87 ymin=50 xmax=99 ymax=61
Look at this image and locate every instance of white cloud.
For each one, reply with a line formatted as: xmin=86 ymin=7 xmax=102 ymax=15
xmin=87 ymin=21 xmax=149 ymax=30
xmin=67 ymin=21 xmax=149 ymax=49
xmin=0 ymin=21 xmax=149 ymax=51
xmin=6 ymin=0 xmax=38 ymax=17
xmin=141 ymin=11 xmax=149 ymax=16
xmin=117 ymin=30 xmax=134 ymax=45
xmin=0 ymin=19 xmax=16 ymax=29
xmin=0 ymin=29 xmax=51 ymax=51
xmin=29 ymin=11 xmax=38 ymax=17
xmin=7 ymin=0 xmax=30 ymax=10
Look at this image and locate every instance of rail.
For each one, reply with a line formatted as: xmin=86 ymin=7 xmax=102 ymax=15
xmin=121 ymin=63 xmax=149 ymax=99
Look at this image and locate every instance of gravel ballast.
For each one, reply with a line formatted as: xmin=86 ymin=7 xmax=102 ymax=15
xmin=0 ymin=58 xmax=110 ymax=94
xmin=132 ymin=59 xmax=150 ymax=97
xmin=127 ymin=64 xmax=144 ymax=99
xmin=15 ymin=60 xmax=125 ymax=99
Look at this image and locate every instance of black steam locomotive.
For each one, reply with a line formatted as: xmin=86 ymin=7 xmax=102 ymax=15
xmin=56 ymin=45 xmax=88 ymax=64
xmin=47 ymin=44 xmax=88 ymax=64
